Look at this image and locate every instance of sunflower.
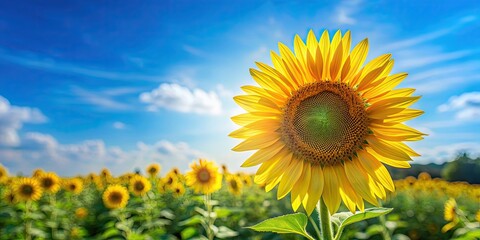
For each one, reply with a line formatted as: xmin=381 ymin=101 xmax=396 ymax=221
xmin=13 ymin=178 xmax=43 ymax=201
xmin=3 ymin=189 xmax=17 ymax=205
xmin=186 ymin=159 xmax=222 ymax=194
xmin=37 ymin=172 xmax=61 ymax=194
xmin=64 ymin=178 xmax=84 ymax=195
xmin=171 ymin=183 xmax=185 ymax=197
xmin=75 ymin=207 xmax=88 ymax=219
xmin=476 ymin=210 xmax=480 ymax=222
xmin=129 ymin=175 xmax=151 ymax=196
xmin=444 ymin=198 xmax=457 ymax=222
xmin=230 ymin=30 xmax=425 ymax=215
xmin=32 ymin=168 xmax=45 ymax=178
xmin=242 ymin=174 xmax=253 ymax=187
xmin=100 ymin=168 xmax=111 ymax=179
xmin=103 ymin=185 xmax=129 ymax=209
xmin=226 ymin=174 xmax=243 ymax=196
xmin=146 ymin=163 xmax=161 ymax=177
xmin=163 ymin=172 xmax=178 ymax=188
xmin=0 ymin=165 xmax=8 ymax=184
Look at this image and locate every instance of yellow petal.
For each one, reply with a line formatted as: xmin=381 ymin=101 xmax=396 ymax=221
xmin=303 ymin=165 xmax=324 ymax=215
xmin=334 ymin=165 xmax=358 ymax=213
xmin=291 ymin=163 xmax=312 ymax=211
xmin=232 ymin=132 xmax=280 ymax=152
xmin=363 ymin=73 xmax=408 ymax=99
xmin=231 ymin=112 xmax=280 ymax=126
xmin=357 ymin=150 xmax=395 ymax=192
xmin=366 ymin=147 xmax=412 ymax=168
xmin=343 ymin=38 xmax=368 ymax=83
xmin=319 ymin=30 xmax=331 ymax=80
xmin=241 ymin=141 xmax=285 ymax=167
xmin=277 ymin=159 xmax=304 ymax=199
xmin=322 ymin=166 xmax=341 ymax=214
xmin=344 ymin=158 xmax=378 ymax=205
xmin=366 ymin=135 xmax=412 ymax=161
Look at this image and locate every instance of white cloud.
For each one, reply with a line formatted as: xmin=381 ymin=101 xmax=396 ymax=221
xmin=0 ymin=132 xmax=205 ymax=176
xmin=70 ymin=86 xmax=133 ymax=111
xmin=415 ymin=142 xmax=480 ymax=164
xmin=139 ymin=83 xmax=222 ymax=115
xmin=438 ymin=92 xmax=480 ymax=120
xmin=0 ymin=96 xmax=47 ymax=147
xmin=112 ymin=121 xmax=126 ymax=130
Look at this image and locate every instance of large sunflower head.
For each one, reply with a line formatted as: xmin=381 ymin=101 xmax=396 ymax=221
xmin=226 ymin=174 xmax=243 ymax=196
xmin=146 ymin=163 xmax=161 ymax=177
xmin=14 ymin=178 xmax=43 ymax=201
xmin=230 ymin=30 xmax=425 ymax=215
xmin=103 ymin=184 xmax=129 ymax=209
xmin=37 ymin=172 xmax=61 ymax=194
xmin=129 ymin=175 xmax=152 ymax=196
xmin=64 ymin=178 xmax=84 ymax=195
xmin=186 ymin=159 xmax=222 ymax=194
xmin=0 ymin=165 xmax=8 ymax=184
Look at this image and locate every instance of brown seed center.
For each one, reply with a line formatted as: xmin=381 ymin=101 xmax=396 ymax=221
xmin=281 ymin=81 xmax=369 ymax=166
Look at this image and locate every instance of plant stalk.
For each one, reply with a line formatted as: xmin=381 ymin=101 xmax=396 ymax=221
xmin=205 ymin=193 xmax=214 ymax=240
xmin=317 ymin=198 xmax=333 ymax=240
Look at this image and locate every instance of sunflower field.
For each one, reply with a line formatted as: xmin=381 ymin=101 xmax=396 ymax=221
xmin=0 ymin=163 xmax=479 ymax=240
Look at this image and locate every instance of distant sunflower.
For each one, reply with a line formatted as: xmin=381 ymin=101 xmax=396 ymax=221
xmin=75 ymin=207 xmax=88 ymax=219
xmin=226 ymin=174 xmax=243 ymax=196
xmin=230 ymin=30 xmax=425 ymax=214
xmin=3 ymin=189 xmax=17 ymax=204
xmin=100 ymin=168 xmax=111 ymax=179
xmin=146 ymin=163 xmax=161 ymax=177
xmin=103 ymin=185 xmax=129 ymax=209
xmin=0 ymin=165 xmax=8 ymax=184
xmin=186 ymin=159 xmax=222 ymax=194
xmin=129 ymin=175 xmax=151 ymax=196
xmin=37 ymin=172 xmax=61 ymax=194
xmin=65 ymin=178 xmax=84 ymax=195
xmin=32 ymin=168 xmax=45 ymax=178
xmin=444 ymin=198 xmax=457 ymax=222
xmin=242 ymin=174 xmax=253 ymax=187
xmin=163 ymin=172 xmax=178 ymax=188
xmin=171 ymin=183 xmax=185 ymax=197
xmin=14 ymin=178 xmax=43 ymax=201
xmin=171 ymin=167 xmax=181 ymax=176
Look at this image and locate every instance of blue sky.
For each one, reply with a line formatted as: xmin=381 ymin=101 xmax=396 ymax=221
xmin=0 ymin=1 xmax=479 ymax=176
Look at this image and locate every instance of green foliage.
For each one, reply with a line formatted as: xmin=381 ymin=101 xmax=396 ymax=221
xmin=248 ymin=213 xmax=314 ymax=240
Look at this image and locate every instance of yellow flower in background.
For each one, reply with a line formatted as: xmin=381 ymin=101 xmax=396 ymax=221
xmin=476 ymin=210 xmax=480 ymax=222
xmin=103 ymin=185 xmax=129 ymax=209
xmin=241 ymin=173 xmax=253 ymax=187
xmin=0 ymin=165 xmax=8 ymax=184
xmin=32 ymin=168 xmax=45 ymax=178
xmin=3 ymin=189 xmax=17 ymax=205
xmin=170 ymin=167 xmax=181 ymax=176
xmin=226 ymin=174 xmax=243 ymax=196
xmin=14 ymin=178 xmax=43 ymax=201
xmin=37 ymin=172 xmax=61 ymax=194
xmin=230 ymin=29 xmax=425 ymax=215
xmin=163 ymin=172 xmax=178 ymax=188
xmin=100 ymin=168 xmax=111 ymax=179
xmin=129 ymin=175 xmax=151 ymax=196
xmin=65 ymin=178 xmax=84 ymax=195
xmin=186 ymin=159 xmax=222 ymax=194
xmin=75 ymin=207 xmax=88 ymax=219
xmin=171 ymin=183 xmax=185 ymax=197
xmin=146 ymin=163 xmax=161 ymax=177
xmin=444 ymin=198 xmax=457 ymax=222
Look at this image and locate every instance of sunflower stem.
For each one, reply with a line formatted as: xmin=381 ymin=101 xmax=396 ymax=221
xmin=308 ymin=215 xmax=322 ymax=240
xmin=317 ymin=198 xmax=333 ymax=240
xmin=25 ymin=201 xmax=32 ymax=240
xmin=205 ymin=193 xmax=214 ymax=240
xmin=378 ymin=201 xmax=391 ymax=240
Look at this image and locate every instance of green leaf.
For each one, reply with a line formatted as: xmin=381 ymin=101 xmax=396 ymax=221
xmin=178 ymin=215 xmax=203 ymax=226
xmin=336 ymin=207 xmax=393 ymax=227
xmin=247 ymin=213 xmax=314 ymax=240
xmin=214 ymin=207 xmax=232 ymax=218
xmin=181 ymin=227 xmax=197 ymax=239
xmin=215 ymin=226 xmax=238 ymax=239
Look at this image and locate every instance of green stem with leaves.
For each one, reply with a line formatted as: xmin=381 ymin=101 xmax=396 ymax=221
xmin=318 ymin=198 xmax=333 ymax=240
xmin=378 ymin=201 xmax=391 ymax=240
xmin=24 ymin=201 xmax=32 ymax=240
xmin=308 ymin=215 xmax=322 ymax=240
xmin=205 ymin=193 xmax=214 ymax=240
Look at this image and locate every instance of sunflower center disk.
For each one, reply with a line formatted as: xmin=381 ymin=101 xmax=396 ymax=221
xmin=281 ymin=82 xmax=369 ymax=166
xmin=197 ymin=169 xmax=211 ymax=183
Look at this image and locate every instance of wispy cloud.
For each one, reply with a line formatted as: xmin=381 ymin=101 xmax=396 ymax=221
xmin=70 ymin=86 xmax=134 ymax=111
xmin=0 ymin=48 xmax=163 ymax=82
xmin=415 ymin=142 xmax=480 ymax=164
xmin=334 ymin=0 xmax=362 ymax=25
xmin=112 ymin=121 xmax=126 ymax=130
